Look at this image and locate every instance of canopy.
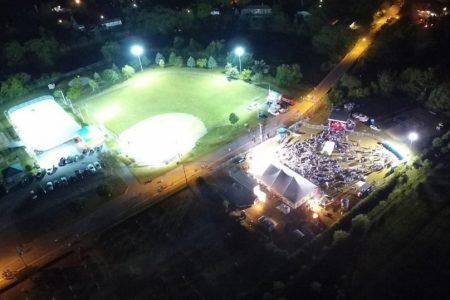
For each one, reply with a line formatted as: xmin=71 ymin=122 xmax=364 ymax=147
xmin=261 ymin=163 xmax=317 ymax=208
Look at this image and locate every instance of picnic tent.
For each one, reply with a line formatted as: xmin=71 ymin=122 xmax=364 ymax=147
xmin=261 ymin=163 xmax=318 ymax=208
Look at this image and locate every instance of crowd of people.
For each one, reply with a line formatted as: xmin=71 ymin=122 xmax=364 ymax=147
xmin=278 ymin=129 xmax=394 ymax=190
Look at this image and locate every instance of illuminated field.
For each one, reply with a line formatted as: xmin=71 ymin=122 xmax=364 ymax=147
xmin=87 ymin=68 xmax=267 ymax=167
xmin=120 ymin=113 xmax=207 ymax=166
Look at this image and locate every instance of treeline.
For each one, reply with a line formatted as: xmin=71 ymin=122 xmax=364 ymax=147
xmin=328 ymin=67 xmax=450 ymax=115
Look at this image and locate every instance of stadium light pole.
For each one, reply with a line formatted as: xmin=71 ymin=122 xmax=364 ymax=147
xmin=408 ymin=132 xmax=418 ymax=147
xmin=131 ymin=45 xmax=144 ymax=72
xmin=234 ymin=46 xmax=245 ymax=73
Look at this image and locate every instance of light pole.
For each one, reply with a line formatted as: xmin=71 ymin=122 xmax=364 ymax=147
xmin=130 ymin=45 xmax=144 ymax=72
xmin=408 ymin=132 xmax=418 ymax=147
xmin=234 ymin=46 xmax=245 ymax=73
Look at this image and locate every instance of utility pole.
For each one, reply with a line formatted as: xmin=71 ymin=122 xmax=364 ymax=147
xmin=16 ymin=246 xmax=27 ymax=268
xmin=259 ymin=123 xmax=263 ymax=143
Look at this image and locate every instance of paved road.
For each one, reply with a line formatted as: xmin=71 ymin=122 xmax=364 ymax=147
xmin=0 ymin=4 xmax=402 ymax=293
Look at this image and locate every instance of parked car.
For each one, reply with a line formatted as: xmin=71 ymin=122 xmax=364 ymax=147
xmin=86 ymin=164 xmax=96 ymax=173
xmin=292 ymin=229 xmax=305 ymax=239
xmin=46 ymin=181 xmax=54 ymax=191
xmin=370 ymin=125 xmax=381 ymax=131
xmin=247 ymin=101 xmax=260 ymax=111
xmin=53 ymin=180 xmax=61 ymax=189
xmin=60 ymin=177 xmax=68 ymax=185
xmin=75 ymin=169 xmax=85 ymax=179
xmin=58 ymin=157 xmax=66 ymax=167
xmin=29 ymin=190 xmax=38 ymax=200
xmin=93 ymin=161 xmax=102 ymax=170
xmin=257 ymin=112 xmax=268 ymax=119
xmin=257 ymin=216 xmax=277 ymax=232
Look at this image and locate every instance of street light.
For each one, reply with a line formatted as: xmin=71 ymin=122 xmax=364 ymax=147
xmin=234 ymin=46 xmax=245 ymax=73
xmin=408 ymin=132 xmax=418 ymax=146
xmin=131 ymin=45 xmax=144 ymax=72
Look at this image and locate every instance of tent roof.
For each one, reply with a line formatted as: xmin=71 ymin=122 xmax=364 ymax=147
xmin=261 ymin=164 xmax=317 ymax=205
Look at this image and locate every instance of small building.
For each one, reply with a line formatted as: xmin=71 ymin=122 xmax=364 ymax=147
xmin=210 ymin=8 xmax=221 ymax=16
xmin=241 ymin=5 xmax=272 ymax=17
xmin=2 ymin=163 xmax=24 ymax=187
xmin=100 ymin=18 xmax=122 ymax=29
xmin=328 ymin=109 xmax=350 ymax=130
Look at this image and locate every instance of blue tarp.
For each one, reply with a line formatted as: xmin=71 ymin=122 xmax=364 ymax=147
xmin=382 ymin=142 xmax=405 ymax=161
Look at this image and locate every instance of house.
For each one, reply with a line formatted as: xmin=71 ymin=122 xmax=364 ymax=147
xmin=240 ymin=4 xmax=272 ymax=17
xmin=210 ymin=8 xmax=221 ymax=16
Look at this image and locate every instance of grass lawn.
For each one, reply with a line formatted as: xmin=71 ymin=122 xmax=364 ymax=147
xmin=84 ymin=67 xmax=268 ymax=181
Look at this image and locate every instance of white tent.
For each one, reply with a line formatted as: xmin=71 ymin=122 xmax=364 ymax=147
xmin=321 ymin=141 xmax=335 ymax=156
xmin=261 ymin=163 xmax=318 ymax=208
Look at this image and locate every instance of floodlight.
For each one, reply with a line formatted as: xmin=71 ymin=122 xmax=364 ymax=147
xmin=130 ymin=45 xmax=144 ymax=56
xmin=234 ymin=46 xmax=245 ymax=73
xmin=131 ymin=45 xmax=144 ymax=71
xmin=234 ymin=46 xmax=245 ymax=57
xmin=408 ymin=132 xmax=418 ymax=142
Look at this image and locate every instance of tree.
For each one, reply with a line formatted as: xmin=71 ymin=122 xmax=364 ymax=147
xmin=427 ymin=83 xmax=450 ymax=113
xmin=173 ymin=36 xmax=185 ymax=49
xmin=225 ymin=63 xmax=239 ymax=79
xmin=3 ymin=41 xmax=25 ymax=67
xmin=271 ymin=5 xmax=290 ymax=32
xmin=101 ymin=41 xmax=121 ymax=63
xmin=275 ymin=64 xmax=302 ymax=86
xmin=240 ymin=69 xmax=252 ymax=81
xmin=121 ymin=65 xmax=135 ymax=78
xmin=175 ymin=56 xmax=184 ymax=67
xmin=24 ymin=37 xmax=60 ymax=69
xmin=0 ymin=75 xmax=29 ymax=101
xmin=196 ymin=2 xmax=212 ymax=19
xmin=399 ymin=67 xmax=436 ymax=101
xmin=187 ymin=56 xmax=196 ymax=68
xmin=312 ymin=25 xmax=357 ymax=60
xmin=141 ymin=55 xmax=151 ymax=67
xmin=93 ymin=72 xmax=102 ymax=82
xmin=351 ymin=214 xmax=370 ymax=236
xmin=377 ymin=71 xmax=396 ymax=95
xmin=207 ymin=56 xmax=218 ymax=69
xmin=327 ymin=87 xmax=345 ymax=105
xmin=66 ymin=76 xmax=83 ymax=100
xmin=168 ymin=52 xmax=177 ymax=65
xmin=229 ymin=113 xmax=239 ymax=125
xmin=155 ymin=52 xmax=164 ymax=65
xmin=332 ymin=230 xmax=350 ymax=245
xmin=88 ymin=79 xmax=98 ymax=92
xmin=205 ymin=40 xmax=225 ymax=59
xmin=252 ymin=60 xmax=269 ymax=75
xmin=102 ymin=69 xmax=120 ymax=84
xmin=196 ymin=58 xmax=207 ymax=68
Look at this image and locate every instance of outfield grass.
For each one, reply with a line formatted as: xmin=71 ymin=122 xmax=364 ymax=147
xmin=85 ymin=67 xmax=267 ymax=180
xmin=87 ymin=68 xmax=267 ymax=133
